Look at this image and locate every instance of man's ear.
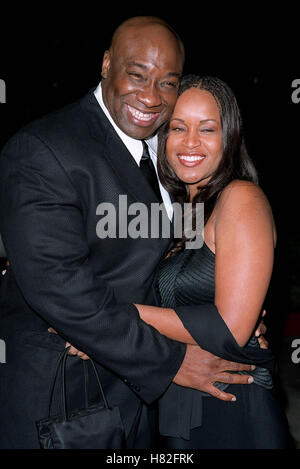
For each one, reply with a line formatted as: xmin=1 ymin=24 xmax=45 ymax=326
xmin=101 ymin=50 xmax=111 ymax=79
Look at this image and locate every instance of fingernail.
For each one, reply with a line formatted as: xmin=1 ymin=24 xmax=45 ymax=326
xmin=248 ymin=377 xmax=254 ymax=383
xmin=251 ymin=365 xmax=256 ymax=370
xmin=231 ymin=396 xmax=236 ymax=401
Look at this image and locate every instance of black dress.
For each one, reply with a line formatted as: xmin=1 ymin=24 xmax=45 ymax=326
xmin=157 ymin=243 xmax=291 ymax=449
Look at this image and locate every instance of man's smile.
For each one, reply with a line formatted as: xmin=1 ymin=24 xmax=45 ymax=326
xmin=127 ymin=104 xmax=161 ymax=126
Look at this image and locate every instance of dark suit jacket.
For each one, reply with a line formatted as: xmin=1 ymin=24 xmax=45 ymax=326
xmin=0 ymin=89 xmax=185 ymax=448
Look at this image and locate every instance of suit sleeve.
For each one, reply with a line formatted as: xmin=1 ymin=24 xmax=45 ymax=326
xmin=0 ymin=130 xmax=186 ymax=404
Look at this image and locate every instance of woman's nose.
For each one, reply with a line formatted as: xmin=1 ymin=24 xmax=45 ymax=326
xmin=184 ymin=131 xmax=201 ymax=148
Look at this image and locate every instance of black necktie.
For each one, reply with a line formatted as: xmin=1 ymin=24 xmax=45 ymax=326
xmin=140 ymin=141 xmax=162 ymax=202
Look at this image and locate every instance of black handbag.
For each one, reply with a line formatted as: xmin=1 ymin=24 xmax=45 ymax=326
xmin=36 ymin=347 xmax=125 ymax=449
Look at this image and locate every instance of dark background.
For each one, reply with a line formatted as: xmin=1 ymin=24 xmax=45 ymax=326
xmin=0 ymin=6 xmax=299 ymax=350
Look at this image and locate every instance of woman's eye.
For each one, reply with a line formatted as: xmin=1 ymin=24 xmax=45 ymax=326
xmin=170 ymin=127 xmax=184 ymax=132
xmin=201 ymin=128 xmax=215 ymax=133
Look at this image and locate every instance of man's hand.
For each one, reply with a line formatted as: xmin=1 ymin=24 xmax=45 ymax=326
xmin=173 ymin=344 xmax=255 ymax=402
xmin=48 ymin=327 xmax=90 ymax=360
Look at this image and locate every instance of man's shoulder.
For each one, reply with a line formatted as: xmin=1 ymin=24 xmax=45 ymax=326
xmin=5 ymin=88 xmax=106 ymax=149
xmin=23 ymin=89 xmax=95 ymax=139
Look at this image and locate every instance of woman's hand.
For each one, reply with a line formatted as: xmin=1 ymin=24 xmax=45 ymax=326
xmin=254 ymin=309 xmax=269 ymax=349
xmin=48 ymin=327 xmax=90 ymax=360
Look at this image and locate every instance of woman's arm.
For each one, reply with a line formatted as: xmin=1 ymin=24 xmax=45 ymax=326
xmin=134 ymin=304 xmax=197 ymax=344
xmin=213 ymin=181 xmax=276 ymax=346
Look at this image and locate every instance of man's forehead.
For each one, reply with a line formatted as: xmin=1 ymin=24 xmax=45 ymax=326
xmin=112 ymin=33 xmax=183 ymax=70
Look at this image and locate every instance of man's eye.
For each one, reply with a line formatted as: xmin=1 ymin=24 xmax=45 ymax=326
xmin=162 ymin=81 xmax=177 ymax=88
xmin=128 ymin=72 xmax=144 ymax=80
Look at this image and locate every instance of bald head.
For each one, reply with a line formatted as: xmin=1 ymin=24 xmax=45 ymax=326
xmin=110 ymin=16 xmax=185 ymax=61
xmin=101 ymin=16 xmax=185 ymax=140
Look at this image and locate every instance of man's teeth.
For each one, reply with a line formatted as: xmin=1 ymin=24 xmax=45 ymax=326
xmin=178 ymin=155 xmax=205 ymax=161
xmin=128 ymin=105 xmax=156 ymax=121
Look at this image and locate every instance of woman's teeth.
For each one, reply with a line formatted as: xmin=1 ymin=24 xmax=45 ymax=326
xmin=178 ymin=155 xmax=205 ymax=162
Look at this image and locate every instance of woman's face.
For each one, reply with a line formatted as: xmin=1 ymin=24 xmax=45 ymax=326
xmin=166 ymin=88 xmax=223 ymax=199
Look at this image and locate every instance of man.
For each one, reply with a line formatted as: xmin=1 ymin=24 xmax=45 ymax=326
xmin=0 ymin=16 xmax=260 ymax=448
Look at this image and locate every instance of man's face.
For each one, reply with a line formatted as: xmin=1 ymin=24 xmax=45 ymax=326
xmin=101 ymin=25 xmax=184 ymax=140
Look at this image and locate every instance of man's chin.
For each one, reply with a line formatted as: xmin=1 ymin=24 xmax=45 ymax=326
xmin=122 ymin=124 xmax=158 ymax=140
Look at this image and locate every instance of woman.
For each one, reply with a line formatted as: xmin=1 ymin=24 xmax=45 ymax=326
xmin=66 ymin=75 xmax=290 ymax=448
xmin=132 ymin=75 xmax=290 ymax=449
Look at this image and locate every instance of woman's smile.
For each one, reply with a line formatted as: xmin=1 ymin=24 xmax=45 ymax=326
xmin=177 ymin=153 xmax=206 ymax=167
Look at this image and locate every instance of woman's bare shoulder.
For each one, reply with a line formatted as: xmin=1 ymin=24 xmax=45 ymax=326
xmin=217 ymin=179 xmax=271 ymax=211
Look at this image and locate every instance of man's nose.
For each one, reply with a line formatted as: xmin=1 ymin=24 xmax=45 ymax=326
xmin=136 ymin=84 xmax=162 ymax=108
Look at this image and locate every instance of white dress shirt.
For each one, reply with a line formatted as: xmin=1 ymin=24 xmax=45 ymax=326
xmin=94 ymin=83 xmax=173 ymax=220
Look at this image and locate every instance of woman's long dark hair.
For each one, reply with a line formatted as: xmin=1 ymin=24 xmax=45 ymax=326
xmin=157 ymin=74 xmax=258 ymax=255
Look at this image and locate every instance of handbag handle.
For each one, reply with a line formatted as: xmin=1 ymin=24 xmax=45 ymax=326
xmin=48 ymin=346 xmax=109 ymax=420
